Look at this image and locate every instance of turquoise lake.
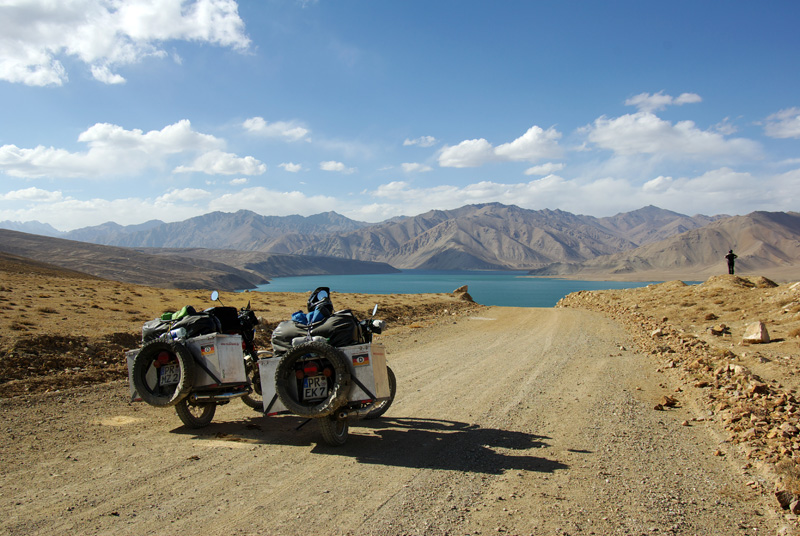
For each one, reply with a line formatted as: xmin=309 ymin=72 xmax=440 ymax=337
xmin=250 ymin=270 xmax=661 ymax=308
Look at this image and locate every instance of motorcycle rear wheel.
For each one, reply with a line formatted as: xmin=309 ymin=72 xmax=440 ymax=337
xmin=132 ymin=339 xmax=195 ymax=407
xmin=275 ymin=341 xmax=351 ymax=418
xmin=175 ymin=399 xmax=216 ymax=428
xmin=318 ymin=416 xmax=349 ymax=446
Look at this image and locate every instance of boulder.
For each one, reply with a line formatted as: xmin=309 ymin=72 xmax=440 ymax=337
xmin=453 ymin=285 xmax=474 ymax=303
xmin=742 ymin=322 xmax=770 ymax=344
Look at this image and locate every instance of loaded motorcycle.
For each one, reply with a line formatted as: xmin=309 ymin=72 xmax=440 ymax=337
xmin=127 ymin=287 xmax=397 ymax=445
xmin=127 ymin=292 xmax=261 ymax=428
xmin=261 ymin=287 xmax=397 ymax=445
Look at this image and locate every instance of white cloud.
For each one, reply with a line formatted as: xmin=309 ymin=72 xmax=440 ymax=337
xmin=524 ymin=162 xmax=565 ymax=176
xmin=401 ymin=162 xmax=433 ymax=173
xmin=173 ymin=150 xmax=266 ymax=175
xmin=156 ymin=188 xmax=213 ymax=203
xmin=320 ymin=160 xmax=356 ymax=174
xmin=243 ymin=117 xmax=311 ymax=142
xmin=0 ymin=119 xmax=227 ymax=178
xmin=279 ymin=162 xmax=303 ymax=173
xmin=439 ymin=126 xmax=562 ymax=168
xmin=230 ymin=178 xmax=248 ymax=185
xmin=494 ymin=126 xmax=563 ymax=162
xmin=438 ymin=138 xmax=496 ymax=168
xmin=764 ymin=107 xmax=800 ymax=139
xmin=0 ymin=0 xmax=250 ymax=86
xmin=403 ymin=136 xmax=438 ymax=148
xmin=0 ymin=187 xmax=64 ymax=202
xmin=625 ymin=91 xmax=702 ymax=113
xmin=586 ymin=112 xmax=762 ymax=159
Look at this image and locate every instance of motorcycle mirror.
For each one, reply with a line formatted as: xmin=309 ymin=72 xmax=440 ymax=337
xmin=372 ymin=304 xmax=378 ymax=317
xmin=211 ymin=291 xmax=219 ymax=301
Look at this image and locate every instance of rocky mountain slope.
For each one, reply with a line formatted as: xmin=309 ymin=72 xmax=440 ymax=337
xmin=63 ymin=210 xmax=369 ymax=250
xmin=0 ymin=229 xmax=397 ymax=290
xmin=531 ymin=211 xmax=800 ymax=282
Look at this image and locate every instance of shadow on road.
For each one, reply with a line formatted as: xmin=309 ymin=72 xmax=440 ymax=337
xmin=316 ymin=417 xmax=568 ymax=475
xmin=172 ymin=415 xmax=567 ymax=475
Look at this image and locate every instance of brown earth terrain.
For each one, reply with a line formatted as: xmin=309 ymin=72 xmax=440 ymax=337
xmin=2 ymin=254 xmax=800 ymax=534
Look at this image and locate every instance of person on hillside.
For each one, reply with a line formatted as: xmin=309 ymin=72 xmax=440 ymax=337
xmin=725 ymin=249 xmax=737 ymax=275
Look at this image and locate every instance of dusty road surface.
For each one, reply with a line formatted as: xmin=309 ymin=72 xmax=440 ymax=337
xmin=1 ymin=307 xmax=789 ymax=535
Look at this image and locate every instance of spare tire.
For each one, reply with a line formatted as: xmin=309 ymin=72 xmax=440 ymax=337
xmin=132 ymin=339 xmax=195 ymax=407
xmin=275 ymin=341 xmax=351 ymax=418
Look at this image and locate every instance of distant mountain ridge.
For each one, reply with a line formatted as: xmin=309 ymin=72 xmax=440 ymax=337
xmin=42 ymin=203 xmax=721 ymax=271
xmin=4 ymin=204 xmax=795 ymax=283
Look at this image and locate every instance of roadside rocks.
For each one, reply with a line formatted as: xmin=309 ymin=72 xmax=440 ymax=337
xmin=743 ymin=321 xmax=771 ymax=344
xmin=556 ymin=276 xmax=800 ymax=516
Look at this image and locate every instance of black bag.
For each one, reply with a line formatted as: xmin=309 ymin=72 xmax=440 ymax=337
xmin=204 ymin=306 xmax=240 ymax=333
xmin=271 ymin=310 xmax=363 ymax=356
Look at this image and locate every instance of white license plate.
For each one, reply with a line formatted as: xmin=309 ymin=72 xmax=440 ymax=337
xmin=159 ymin=364 xmax=181 ymax=386
xmin=302 ymin=376 xmax=328 ymax=400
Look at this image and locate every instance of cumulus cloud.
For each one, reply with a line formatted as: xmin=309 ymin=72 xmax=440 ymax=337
xmin=173 ymin=150 xmax=266 ymax=175
xmin=0 ymin=119 xmax=260 ymax=178
xmin=625 ymin=91 xmax=702 ymax=113
xmin=401 ymin=162 xmax=433 ymax=173
xmin=439 ymin=126 xmax=562 ymax=168
xmin=0 ymin=187 xmax=64 ymax=202
xmin=764 ymin=107 xmax=800 ymax=139
xmin=320 ymin=160 xmax=356 ymax=174
xmin=524 ymin=162 xmax=565 ymax=176
xmin=403 ymin=135 xmax=438 ymax=148
xmin=243 ymin=117 xmax=310 ymax=142
xmin=0 ymin=0 xmax=250 ymax=86
xmin=279 ymin=162 xmax=303 ymax=173
xmin=156 ymin=187 xmax=213 ymax=203
xmin=585 ymin=112 xmax=762 ymax=159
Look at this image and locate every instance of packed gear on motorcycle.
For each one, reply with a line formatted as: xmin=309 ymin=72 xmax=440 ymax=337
xmin=142 ymin=309 xmax=222 ymax=342
xmin=271 ymin=288 xmax=363 ymax=355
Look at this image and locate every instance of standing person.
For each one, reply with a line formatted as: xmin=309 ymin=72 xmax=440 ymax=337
xmin=725 ymin=249 xmax=737 ymax=275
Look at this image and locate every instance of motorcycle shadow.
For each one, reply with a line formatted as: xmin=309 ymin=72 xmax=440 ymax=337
xmin=169 ymin=413 xmax=335 ymax=447
xmin=318 ymin=417 xmax=569 ymax=475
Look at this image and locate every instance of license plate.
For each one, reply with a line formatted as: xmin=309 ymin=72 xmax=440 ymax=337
xmin=302 ymin=376 xmax=328 ymax=400
xmin=159 ymin=364 xmax=181 ymax=386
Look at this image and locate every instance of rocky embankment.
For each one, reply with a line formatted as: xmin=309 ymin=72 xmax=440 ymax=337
xmin=557 ymin=275 xmax=800 ymax=517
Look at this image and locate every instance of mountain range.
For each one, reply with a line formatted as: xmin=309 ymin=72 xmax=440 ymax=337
xmin=2 ymin=203 xmax=798 ymax=286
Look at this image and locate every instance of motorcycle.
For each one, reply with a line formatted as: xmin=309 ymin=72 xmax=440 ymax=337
xmin=263 ymin=289 xmax=397 ymax=446
xmin=128 ymin=292 xmax=262 ymax=428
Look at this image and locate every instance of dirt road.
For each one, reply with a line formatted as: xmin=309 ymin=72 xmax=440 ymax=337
xmin=0 ymin=307 xmax=789 ymax=535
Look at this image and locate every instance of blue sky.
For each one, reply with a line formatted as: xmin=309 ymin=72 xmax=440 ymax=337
xmin=0 ymin=0 xmax=798 ymax=231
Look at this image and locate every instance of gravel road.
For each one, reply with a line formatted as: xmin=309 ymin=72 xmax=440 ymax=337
xmin=0 ymin=307 xmax=789 ymax=535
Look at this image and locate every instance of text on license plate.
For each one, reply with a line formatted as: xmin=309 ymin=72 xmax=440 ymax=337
xmin=160 ymin=364 xmax=181 ymax=386
xmin=303 ymin=376 xmax=328 ymax=400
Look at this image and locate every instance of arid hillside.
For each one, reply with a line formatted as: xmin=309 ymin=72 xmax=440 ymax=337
xmin=0 ymin=253 xmax=477 ymax=398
